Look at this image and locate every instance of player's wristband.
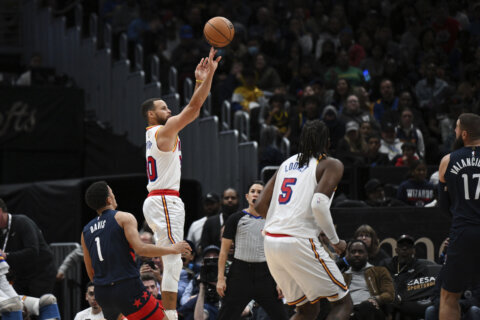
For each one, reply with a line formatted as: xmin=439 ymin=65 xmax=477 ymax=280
xmin=196 ymin=79 xmax=204 ymax=84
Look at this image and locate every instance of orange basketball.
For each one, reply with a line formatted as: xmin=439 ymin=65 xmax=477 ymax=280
xmin=203 ymin=17 xmax=235 ymax=48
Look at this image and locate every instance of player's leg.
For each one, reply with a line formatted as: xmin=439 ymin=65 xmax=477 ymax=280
xmin=327 ymin=294 xmax=353 ymax=320
xmin=253 ymin=263 xmax=288 ymax=320
xmin=439 ymin=288 xmax=461 ymax=320
xmin=293 ymin=301 xmax=320 ymax=320
xmin=0 ymin=262 xmax=22 ymax=320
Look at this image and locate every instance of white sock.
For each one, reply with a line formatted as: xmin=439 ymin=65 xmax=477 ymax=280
xmin=164 ymin=309 xmax=178 ymax=320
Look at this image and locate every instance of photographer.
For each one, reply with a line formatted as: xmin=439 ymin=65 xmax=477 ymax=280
xmin=178 ymin=245 xmax=220 ymax=320
xmin=216 ymin=181 xmax=288 ymax=320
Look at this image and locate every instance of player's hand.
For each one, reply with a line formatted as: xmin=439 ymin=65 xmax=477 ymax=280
xmin=195 ymin=57 xmax=208 ymax=82
xmin=332 ymin=240 xmax=347 ymax=256
xmin=171 ymin=241 xmax=192 ymax=255
xmin=56 ymin=272 xmax=65 ymax=281
xmin=276 ymin=285 xmax=284 ymax=299
xmin=216 ymin=278 xmax=227 ymax=297
xmin=206 ymin=47 xmax=222 ymax=75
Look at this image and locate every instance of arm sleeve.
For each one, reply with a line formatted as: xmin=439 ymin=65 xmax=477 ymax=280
xmin=311 ymin=193 xmax=339 ymax=244
xmin=438 ymin=182 xmax=451 ymax=216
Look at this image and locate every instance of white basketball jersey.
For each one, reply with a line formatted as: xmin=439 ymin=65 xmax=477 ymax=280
xmin=265 ymin=154 xmax=332 ymax=238
xmin=145 ymin=125 xmax=181 ymax=192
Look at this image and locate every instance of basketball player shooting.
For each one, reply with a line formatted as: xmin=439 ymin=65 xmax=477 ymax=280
xmin=255 ymin=120 xmax=353 ymax=320
xmin=141 ymin=47 xmax=221 ymax=320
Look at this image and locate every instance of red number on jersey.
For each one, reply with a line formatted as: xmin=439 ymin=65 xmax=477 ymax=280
xmin=147 ymin=156 xmax=158 ymax=182
xmin=278 ymin=178 xmax=297 ymax=204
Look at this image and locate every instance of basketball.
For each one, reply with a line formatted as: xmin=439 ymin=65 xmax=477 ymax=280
xmin=203 ymin=17 xmax=235 ymax=48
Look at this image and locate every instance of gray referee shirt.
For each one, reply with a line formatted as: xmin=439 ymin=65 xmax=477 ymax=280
xmin=223 ymin=210 xmax=266 ymax=263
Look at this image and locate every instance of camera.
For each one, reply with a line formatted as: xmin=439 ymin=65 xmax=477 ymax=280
xmin=200 ymin=257 xmax=218 ymax=283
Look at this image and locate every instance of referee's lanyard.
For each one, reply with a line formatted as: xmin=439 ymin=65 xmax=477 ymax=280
xmin=1 ymin=214 xmax=12 ymax=252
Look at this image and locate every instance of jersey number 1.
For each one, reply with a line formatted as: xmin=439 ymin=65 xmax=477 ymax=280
xmin=95 ymin=237 xmax=104 ymax=262
xmin=278 ymin=178 xmax=297 ymax=204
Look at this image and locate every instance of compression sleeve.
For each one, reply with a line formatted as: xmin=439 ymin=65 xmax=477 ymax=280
xmin=311 ymin=193 xmax=340 ymax=245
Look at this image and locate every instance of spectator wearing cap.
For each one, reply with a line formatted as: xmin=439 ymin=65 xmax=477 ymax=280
xmin=394 ymin=142 xmax=420 ymax=167
xmin=216 ymin=181 xmax=287 ymax=320
xmin=396 ymin=108 xmax=425 ymax=159
xmin=187 ymin=192 xmax=221 ymax=256
xmin=396 ymin=160 xmax=435 ymax=207
xmin=379 ymin=122 xmax=403 ymax=161
xmin=364 ymin=179 xmax=406 ymax=208
xmin=339 ymin=94 xmax=378 ymax=130
xmin=336 ymin=121 xmax=367 ymax=166
xmin=381 ymin=235 xmax=440 ymax=320
xmin=373 ymin=79 xmax=399 ymax=123
xmin=363 ymin=134 xmax=391 ymax=167
xmin=342 ymin=239 xmax=394 ymax=320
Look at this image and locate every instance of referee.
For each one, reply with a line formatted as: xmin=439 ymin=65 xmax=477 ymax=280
xmin=216 ymin=181 xmax=288 ymax=320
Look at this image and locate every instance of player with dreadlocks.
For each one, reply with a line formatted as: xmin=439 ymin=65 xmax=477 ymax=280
xmin=255 ymin=120 xmax=353 ymax=320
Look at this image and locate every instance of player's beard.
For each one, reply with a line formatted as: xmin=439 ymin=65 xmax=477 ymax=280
xmin=452 ymin=136 xmax=464 ymax=150
xmin=157 ymin=114 xmax=168 ymax=125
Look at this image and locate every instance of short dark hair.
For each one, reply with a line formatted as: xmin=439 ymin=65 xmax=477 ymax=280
xmin=86 ymin=281 xmax=94 ymax=291
xmin=459 ymin=113 xmax=480 ymax=140
xmin=0 ymin=199 xmax=7 ymax=212
xmin=85 ymin=181 xmax=110 ymax=211
xmin=347 ymin=239 xmax=368 ymax=252
xmin=141 ymin=273 xmax=157 ymax=283
xmin=141 ymin=98 xmax=161 ymax=121
xmin=247 ymin=180 xmax=265 ymax=192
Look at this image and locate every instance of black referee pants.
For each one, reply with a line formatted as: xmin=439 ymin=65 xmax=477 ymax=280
xmin=218 ymin=259 xmax=288 ymax=320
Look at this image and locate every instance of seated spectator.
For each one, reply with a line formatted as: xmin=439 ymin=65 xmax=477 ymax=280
xmin=231 ymin=69 xmax=265 ymax=113
xmin=364 ymin=179 xmax=406 ymax=208
xmin=321 ymin=105 xmax=345 ymax=154
xmin=342 ymin=240 xmax=394 ymax=320
xmin=397 ymin=160 xmax=435 ymax=207
xmin=254 ymin=53 xmax=282 ymax=92
xmin=396 ymin=108 xmax=425 ymax=158
xmin=381 ymin=235 xmax=440 ymax=320
xmin=339 ymin=94 xmax=378 ymax=129
xmin=379 ymin=122 xmax=403 ymax=162
xmin=336 ymin=121 xmax=367 ymax=166
xmin=330 ymin=78 xmax=352 ymax=113
xmin=353 ymin=86 xmax=374 ymax=114
xmin=325 ymin=49 xmax=364 ymax=87
xmin=394 ymin=142 xmax=419 ymax=167
xmin=359 ymin=121 xmax=374 ymax=141
xmin=289 ymin=95 xmax=321 ymax=153
xmin=258 ymin=125 xmax=285 ymax=172
xmin=0 ymin=199 xmax=56 ymax=297
xmin=179 ymin=240 xmax=200 ymax=300
xmin=373 ymin=79 xmax=399 ymax=123
xmin=265 ymin=94 xmax=290 ymax=137
xmin=141 ymin=273 xmax=161 ymax=301
xmin=74 ymin=282 xmax=104 ymax=320
xmin=353 ymin=224 xmax=391 ymax=266
xmin=56 ymin=246 xmax=83 ymax=281
xmin=363 ymin=134 xmax=391 ymax=167
xmin=415 ymin=62 xmax=450 ymax=111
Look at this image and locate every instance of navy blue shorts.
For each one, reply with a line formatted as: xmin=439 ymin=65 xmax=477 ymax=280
xmin=95 ymin=277 xmax=164 ymax=320
xmin=442 ymin=226 xmax=480 ymax=293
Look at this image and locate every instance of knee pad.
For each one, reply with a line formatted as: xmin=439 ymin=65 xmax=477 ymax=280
xmin=38 ymin=294 xmax=60 ymax=320
xmin=161 ymin=254 xmax=182 ymax=292
xmin=0 ymin=297 xmax=22 ymax=313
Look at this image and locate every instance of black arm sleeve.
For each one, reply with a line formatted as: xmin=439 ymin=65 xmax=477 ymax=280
xmin=438 ymin=182 xmax=451 ymax=216
xmin=222 ymin=212 xmax=244 ymax=240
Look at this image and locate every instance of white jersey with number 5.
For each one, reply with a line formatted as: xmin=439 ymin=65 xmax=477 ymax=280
xmin=145 ymin=125 xmax=181 ymax=192
xmin=265 ymin=154 xmax=332 ymax=239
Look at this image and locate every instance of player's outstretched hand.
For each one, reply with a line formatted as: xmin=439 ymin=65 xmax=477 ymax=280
xmin=332 ymin=239 xmax=347 ymax=256
xmin=171 ymin=241 xmax=192 ymax=255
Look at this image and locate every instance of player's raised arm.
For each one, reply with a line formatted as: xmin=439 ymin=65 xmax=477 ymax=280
xmin=117 ymin=211 xmax=191 ymax=257
xmin=81 ymin=233 xmax=94 ymax=281
xmin=255 ymin=170 xmax=278 ymax=218
xmin=158 ymin=47 xmax=221 ymax=142
xmin=311 ymin=158 xmax=344 ymax=247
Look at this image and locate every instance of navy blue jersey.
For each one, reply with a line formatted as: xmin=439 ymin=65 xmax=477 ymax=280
xmin=445 ymin=146 xmax=480 ymax=228
xmin=83 ymin=209 xmax=139 ymax=285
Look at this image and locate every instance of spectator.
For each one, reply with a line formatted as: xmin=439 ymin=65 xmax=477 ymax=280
xmin=231 ymin=69 xmax=265 ymax=113
xmin=141 ymin=273 xmax=161 ymax=300
xmin=253 ymin=53 xmax=282 ymax=92
xmin=394 ymin=142 xmax=419 ymax=168
xmin=397 ymin=160 xmax=435 ymax=207
xmin=342 ymin=240 xmax=394 ymax=320
xmin=373 ymin=79 xmax=399 ymax=123
xmin=200 ymin=188 xmax=239 ymax=250
xmin=379 ymin=122 xmax=403 ymax=162
xmin=265 ymin=94 xmax=290 ymax=137
xmin=353 ymin=86 xmax=374 ymax=114
xmin=331 ymin=78 xmax=353 ymax=113
xmin=325 ymin=49 xmax=364 ymax=87
xmin=0 ymin=199 xmax=56 ymax=297
xmin=336 ymin=121 xmax=367 ymax=166
xmin=363 ymin=179 xmax=406 ymax=208
xmin=16 ymin=53 xmax=43 ymax=86
xmin=179 ymin=240 xmax=200 ymax=301
xmin=187 ymin=193 xmax=221 ymax=256
xmin=321 ymin=105 xmax=345 ymax=154
xmin=56 ymin=246 xmax=83 ymax=281
xmin=258 ymin=125 xmax=285 ymax=172
xmin=289 ymin=95 xmax=321 ymax=153
xmin=364 ymin=134 xmax=391 ymax=167
xmin=353 ymin=225 xmax=391 ymax=266
xmin=396 ymin=108 xmax=425 ymax=158
xmin=339 ymin=94 xmax=378 ymax=129
xmin=381 ymin=235 xmax=440 ymax=320
xmin=415 ymin=62 xmax=450 ymax=111
xmin=74 ymin=282 xmax=104 ymax=320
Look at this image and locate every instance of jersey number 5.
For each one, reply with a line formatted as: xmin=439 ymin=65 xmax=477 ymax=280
xmin=147 ymin=156 xmax=158 ymax=182
xmin=278 ymin=178 xmax=297 ymax=204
